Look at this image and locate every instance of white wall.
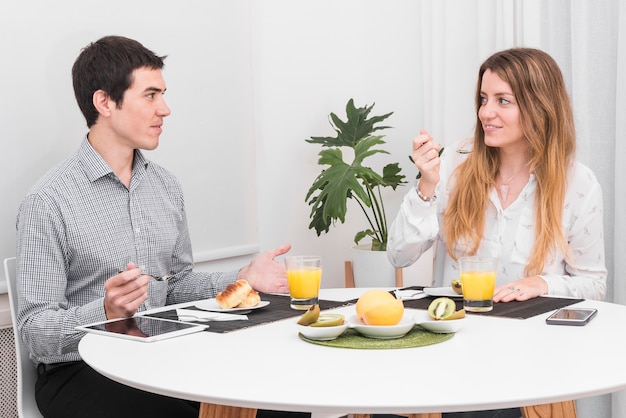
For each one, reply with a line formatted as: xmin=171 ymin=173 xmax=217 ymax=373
xmin=251 ymin=1 xmax=470 ymax=287
xmin=0 ymin=1 xmax=261 ymax=291
xmin=1 ymin=1 xmax=446 ymax=292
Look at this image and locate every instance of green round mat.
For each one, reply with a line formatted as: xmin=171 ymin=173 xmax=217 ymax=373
xmin=298 ymin=325 xmax=454 ymax=349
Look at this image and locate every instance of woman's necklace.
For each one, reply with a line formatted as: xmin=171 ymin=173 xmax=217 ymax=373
xmin=498 ymin=165 xmax=527 ymax=201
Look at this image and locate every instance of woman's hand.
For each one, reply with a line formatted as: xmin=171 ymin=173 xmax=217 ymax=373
xmin=412 ymin=130 xmax=443 ymax=196
xmin=493 ymin=276 xmax=548 ymax=302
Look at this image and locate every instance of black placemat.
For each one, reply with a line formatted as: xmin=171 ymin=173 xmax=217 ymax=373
xmin=148 ymin=293 xmax=351 ymax=333
xmin=147 ymin=287 xmax=583 ymax=333
xmin=396 ymin=286 xmax=583 ymax=319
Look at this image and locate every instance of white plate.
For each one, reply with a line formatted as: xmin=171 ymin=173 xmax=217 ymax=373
xmin=414 ymin=311 xmax=464 ymax=334
xmin=349 ymin=313 xmax=415 ymax=340
xmin=195 ymin=299 xmax=270 ymax=313
xmin=423 ymin=286 xmax=463 ymax=298
xmin=298 ymin=323 xmax=349 ymax=341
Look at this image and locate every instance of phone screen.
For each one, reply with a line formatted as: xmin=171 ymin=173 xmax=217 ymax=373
xmin=550 ymin=309 xmax=595 ymax=320
xmin=546 ymin=308 xmax=597 ymax=325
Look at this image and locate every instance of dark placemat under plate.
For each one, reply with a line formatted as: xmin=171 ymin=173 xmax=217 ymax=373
xmin=148 ymin=293 xmax=351 ymax=333
xmin=299 ymin=325 xmax=454 ymax=349
xmin=398 ymin=286 xmax=584 ymax=319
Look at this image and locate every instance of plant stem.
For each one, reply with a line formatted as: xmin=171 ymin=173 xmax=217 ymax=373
xmin=354 ymin=193 xmax=382 ymax=243
xmin=363 ymin=181 xmax=386 ymax=244
xmin=375 ymin=185 xmax=388 ymax=243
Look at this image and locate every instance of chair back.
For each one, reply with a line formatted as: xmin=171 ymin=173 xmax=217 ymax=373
xmin=4 ymin=257 xmax=45 ymax=418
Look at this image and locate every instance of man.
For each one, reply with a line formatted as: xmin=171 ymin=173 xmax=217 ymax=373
xmin=16 ymin=35 xmax=306 ymax=418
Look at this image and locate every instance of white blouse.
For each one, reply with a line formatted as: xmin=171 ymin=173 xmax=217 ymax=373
xmin=387 ymin=140 xmax=607 ymax=300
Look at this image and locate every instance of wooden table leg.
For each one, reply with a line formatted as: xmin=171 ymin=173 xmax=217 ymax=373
xmin=521 ymin=400 xmax=577 ymax=418
xmin=198 ymin=402 xmax=257 ymax=418
xmin=198 ymin=402 xmax=576 ymax=418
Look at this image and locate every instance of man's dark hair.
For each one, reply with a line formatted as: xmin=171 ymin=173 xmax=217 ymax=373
xmin=72 ymin=35 xmax=167 ymax=127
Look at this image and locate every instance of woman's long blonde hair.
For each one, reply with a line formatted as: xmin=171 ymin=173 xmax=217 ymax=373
xmin=443 ymin=48 xmax=576 ymax=276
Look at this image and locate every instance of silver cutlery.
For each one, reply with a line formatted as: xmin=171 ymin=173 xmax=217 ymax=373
xmin=394 ymin=289 xmax=425 ymax=300
xmin=145 ymin=274 xmax=174 ymax=282
xmin=174 ymin=313 xmax=248 ymax=323
xmin=118 ymin=270 xmax=174 ymax=281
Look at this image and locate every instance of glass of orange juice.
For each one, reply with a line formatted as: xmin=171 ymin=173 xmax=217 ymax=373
xmin=285 ymin=256 xmax=322 ymax=310
xmin=459 ymin=256 xmax=497 ymax=312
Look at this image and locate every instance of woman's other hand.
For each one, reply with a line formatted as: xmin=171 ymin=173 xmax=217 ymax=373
xmin=493 ymin=276 xmax=548 ymax=302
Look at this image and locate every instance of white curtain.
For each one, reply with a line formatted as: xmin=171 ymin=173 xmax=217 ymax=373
xmin=416 ymin=1 xmax=624 ymax=416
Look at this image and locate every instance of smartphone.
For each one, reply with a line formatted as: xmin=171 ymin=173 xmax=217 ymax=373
xmin=545 ymin=308 xmax=598 ymax=326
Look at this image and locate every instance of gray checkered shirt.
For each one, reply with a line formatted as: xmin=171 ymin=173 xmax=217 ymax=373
xmin=16 ymin=138 xmax=237 ymax=365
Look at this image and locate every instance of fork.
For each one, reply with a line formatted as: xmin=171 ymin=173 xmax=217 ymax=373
xmin=145 ymin=274 xmax=174 ymax=282
xmin=118 ymin=270 xmax=174 ymax=281
xmin=394 ymin=289 xmax=425 ymax=300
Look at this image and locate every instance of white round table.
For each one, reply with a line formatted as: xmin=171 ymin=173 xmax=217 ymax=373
xmin=78 ymin=288 xmax=626 ymax=416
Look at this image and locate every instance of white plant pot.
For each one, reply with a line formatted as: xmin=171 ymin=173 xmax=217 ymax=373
xmin=351 ymin=244 xmax=396 ymax=288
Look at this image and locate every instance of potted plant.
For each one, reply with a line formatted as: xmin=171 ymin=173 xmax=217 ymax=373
xmin=305 ymin=99 xmax=407 ymax=285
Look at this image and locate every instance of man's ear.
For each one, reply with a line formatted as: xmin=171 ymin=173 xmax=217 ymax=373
xmin=92 ymin=90 xmax=113 ymax=117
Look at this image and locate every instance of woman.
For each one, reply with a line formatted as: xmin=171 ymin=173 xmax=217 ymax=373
xmin=388 ymin=47 xmax=606 ymax=307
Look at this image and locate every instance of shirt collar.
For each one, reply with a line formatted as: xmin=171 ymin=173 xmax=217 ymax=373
xmin=78 ymin=136 xmax=150 ymax=183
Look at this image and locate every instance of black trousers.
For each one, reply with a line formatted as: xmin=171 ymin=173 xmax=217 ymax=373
xmin=35 ymin=361 xmax=310 ymax=418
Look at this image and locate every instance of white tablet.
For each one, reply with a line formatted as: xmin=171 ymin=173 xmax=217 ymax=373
xmin=76 ymin=316 xmax=207 ymax=343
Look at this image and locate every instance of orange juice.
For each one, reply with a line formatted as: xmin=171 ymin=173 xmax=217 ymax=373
xmin=285 ymin=255 xmax=322 ymax=309
xmin=461 ymin=271 xmax=497 ymax=300
xmin=459 ymin=256 xmax=498 ymax=312
xmin=287 ymin=268 xmax=321 ymax=299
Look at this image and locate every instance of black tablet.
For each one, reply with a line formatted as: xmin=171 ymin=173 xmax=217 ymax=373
xmin=76 ymin=316 xmax=207 ymax=342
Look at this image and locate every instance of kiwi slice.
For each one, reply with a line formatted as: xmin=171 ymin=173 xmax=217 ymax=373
xmin=427 ymin=297 xmax=457 ymax=320
xmin=451 ymin=280 xmax=463 ymax=295
xmin=310 ymin=314 xmax=345 ymax=327
xmin=297 ymin=304 xmax=320 ymax=325
xmin=443 ymin=309 xmax=466 ymax=320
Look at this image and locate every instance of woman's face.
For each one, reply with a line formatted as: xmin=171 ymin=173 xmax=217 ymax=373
xmin=478 ymin=69 xmax=525 ymax=151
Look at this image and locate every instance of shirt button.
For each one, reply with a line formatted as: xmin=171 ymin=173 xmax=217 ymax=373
xmin=135 ymin=228 xmax=141 ymax=234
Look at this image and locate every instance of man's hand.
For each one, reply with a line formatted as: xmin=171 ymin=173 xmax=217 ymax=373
xmin=238 ymin=243 xmax=292 ymax=294
xmin=103 ymin=262 xmax=150 ymax=319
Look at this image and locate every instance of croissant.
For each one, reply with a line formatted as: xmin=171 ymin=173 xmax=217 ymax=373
xmin=216 ymin=279 xmax=253 ymax=309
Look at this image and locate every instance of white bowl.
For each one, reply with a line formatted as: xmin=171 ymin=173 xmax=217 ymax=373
xmin=414 ymin=311 xmax=464 ymax=334
xmin=349 ymin=313 xmax=415 ymax=339
xmin=297 ymin=323 xmax=349 ymax=341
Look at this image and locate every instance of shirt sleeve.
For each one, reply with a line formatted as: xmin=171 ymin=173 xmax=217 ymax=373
xmin=387 ymin=184 xmax=440 ymax=268
xmin=541 ymin=165 xmax=607 ymax=300
xmin=16 ymin=194 xmax=103 ymax=363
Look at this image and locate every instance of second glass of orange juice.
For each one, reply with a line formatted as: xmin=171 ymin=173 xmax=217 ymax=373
xmin=285 ymin=256 xmax=322 ymax=310
xmin=459 ymin=256 xmax=497 ymax=312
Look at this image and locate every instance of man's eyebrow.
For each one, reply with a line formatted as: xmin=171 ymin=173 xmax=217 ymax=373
xmin=144 ymin=87 xmax=166 ymax=93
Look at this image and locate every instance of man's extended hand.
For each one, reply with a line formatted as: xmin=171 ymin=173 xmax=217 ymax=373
xmin=238 ymin=243 xmax=292 ymax=294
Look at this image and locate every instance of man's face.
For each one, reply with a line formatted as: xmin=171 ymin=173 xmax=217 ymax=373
xmin=109 ymin=67 xmax=171 ymax=151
